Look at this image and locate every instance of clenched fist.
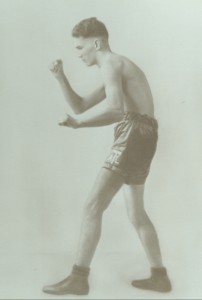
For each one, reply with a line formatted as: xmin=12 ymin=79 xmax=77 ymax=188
xmin=49 ymin=59 xmax=64 ymax=79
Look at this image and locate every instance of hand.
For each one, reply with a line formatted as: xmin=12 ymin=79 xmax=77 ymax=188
xmin=59 ymin=114 xmax=80 ymax=129
xmin=49 ymin=59 xmax=64 ymax=79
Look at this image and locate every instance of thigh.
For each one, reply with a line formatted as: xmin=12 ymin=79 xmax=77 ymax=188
xmin=85 ymin=168 xmax=124 ymax=212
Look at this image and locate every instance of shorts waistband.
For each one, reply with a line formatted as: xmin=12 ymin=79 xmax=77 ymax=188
xmin=122 ymin=111 xmax=158 ymax=127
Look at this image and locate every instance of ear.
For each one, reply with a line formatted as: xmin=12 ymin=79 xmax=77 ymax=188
xmin=94 ymin=39 xmax=101 ymax=51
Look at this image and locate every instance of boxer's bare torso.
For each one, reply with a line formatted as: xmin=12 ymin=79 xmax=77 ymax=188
xmin=100 ymin=53 xmax=154 ymax=117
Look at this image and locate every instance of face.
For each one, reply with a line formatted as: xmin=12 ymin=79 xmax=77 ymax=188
xmin=74 ymin=37 xmax=98 ymax=66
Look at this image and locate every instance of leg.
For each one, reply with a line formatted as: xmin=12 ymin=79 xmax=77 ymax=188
xmin=75 ymin=168 xmax=124 ymax=267
xmin=43 ymin=168 xmax=124 ymax=295
xmin=124 ymin=184 xmax=163 ymax=268
xmin=124 ymin=184 xmax=171 ymax=292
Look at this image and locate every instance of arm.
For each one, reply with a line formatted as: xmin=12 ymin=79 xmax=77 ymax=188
xmin=60 ymin=60 xmax=125 ymax=128
xmin=77 ymin=60 xmax=124 ymax=127
xmin=49 ymin=60 xmax=106 ymax=114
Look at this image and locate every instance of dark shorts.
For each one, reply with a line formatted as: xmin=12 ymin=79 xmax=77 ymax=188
xmin=103 ymin=111 xmax=158 ymax=185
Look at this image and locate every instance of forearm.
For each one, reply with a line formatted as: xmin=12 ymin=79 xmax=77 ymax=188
xmin=57 ymin=74 xmax=83 ymax=114
xmin=77 ymin=106 xmax=123 ymax=128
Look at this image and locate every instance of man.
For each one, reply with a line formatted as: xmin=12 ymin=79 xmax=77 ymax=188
xmin=43 ymin=17 xmax=171 ymax=295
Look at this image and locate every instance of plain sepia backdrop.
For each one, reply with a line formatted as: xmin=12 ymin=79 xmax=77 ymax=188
xmin=0 ymin=0 xmax=202 ymax=299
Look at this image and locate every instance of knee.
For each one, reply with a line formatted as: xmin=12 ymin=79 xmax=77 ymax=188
xmin=127 ymin=210 xmax=148 ymax=230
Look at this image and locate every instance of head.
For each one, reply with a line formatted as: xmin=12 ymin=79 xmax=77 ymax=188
xmin=72 ymin=17 xmax=110 ymax=66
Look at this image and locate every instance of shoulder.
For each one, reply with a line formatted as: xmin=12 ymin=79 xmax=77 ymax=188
xmin=101 ymin=54 xmax=123 ymax=81
xmin=103 ymin=54 xmax=123 ymax=71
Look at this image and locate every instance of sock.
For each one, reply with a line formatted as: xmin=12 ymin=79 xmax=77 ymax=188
xmin=71 ymin=264 xmax=90 ymax=277
xmin=151 ymin=266 xmax=167 ymax=277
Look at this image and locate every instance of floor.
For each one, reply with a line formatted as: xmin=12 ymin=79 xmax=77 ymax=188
xmin=0 ymin=246 xmax=201 ymax=300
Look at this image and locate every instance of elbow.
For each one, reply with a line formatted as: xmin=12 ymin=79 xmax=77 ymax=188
xmin=73 ymin=98 xmax=85 ymax=114
xmin=74 ymin=106 xmax=87 ymax=114
xmin=74 ymin=108 xmax=83 ymax=115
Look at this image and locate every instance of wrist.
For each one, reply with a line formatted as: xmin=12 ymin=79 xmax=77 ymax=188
xmin=56 ymin=73 xmax=67 ymax=83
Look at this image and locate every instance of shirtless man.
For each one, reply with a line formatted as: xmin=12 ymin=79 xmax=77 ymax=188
xmin=43 ymin=17 xmax=171 ymax=295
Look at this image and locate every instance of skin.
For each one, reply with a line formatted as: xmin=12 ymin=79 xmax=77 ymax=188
xmin=49 ymin=35 xmax=163 ymax=269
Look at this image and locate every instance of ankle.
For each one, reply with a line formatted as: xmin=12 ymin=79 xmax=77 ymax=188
xmin=71 ymin=264 xmax=90 ymax=278
xmin=151 ymin=266 xmax=168 ymax=277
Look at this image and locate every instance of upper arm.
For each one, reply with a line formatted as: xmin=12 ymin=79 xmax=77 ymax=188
xmin=101 ymin=61 xmax=124 ymax=112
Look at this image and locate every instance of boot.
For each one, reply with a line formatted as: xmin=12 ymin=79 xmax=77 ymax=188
xmin=132 ymin=267 xmax=172 ymax=292
xmin=42 ymin=264 xmax=90 ymax=295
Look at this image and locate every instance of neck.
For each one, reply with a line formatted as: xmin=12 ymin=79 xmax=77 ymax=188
xmin=96 ymin=47 xmax=112 ymax=67
xmin=96 ymin=51 xmax=112 ymax=67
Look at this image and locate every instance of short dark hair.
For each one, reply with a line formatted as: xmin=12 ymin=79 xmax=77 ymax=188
xmin=72 ymin=17 xmax=109 ymax=39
